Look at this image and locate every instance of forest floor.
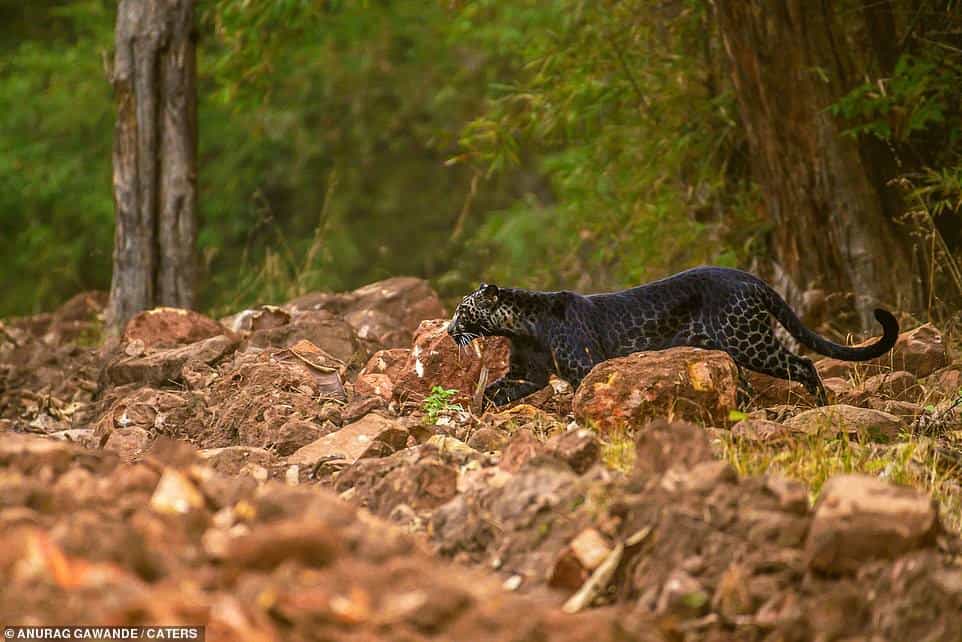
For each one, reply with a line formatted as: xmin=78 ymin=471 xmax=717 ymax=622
xmin=1 ymin=281 xmax=961 ymax=641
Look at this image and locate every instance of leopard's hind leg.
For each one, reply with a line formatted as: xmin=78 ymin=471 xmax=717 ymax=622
xmin=716 ymin=308 xmax=828 ymax=406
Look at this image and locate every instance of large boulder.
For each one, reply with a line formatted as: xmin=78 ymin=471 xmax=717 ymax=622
xmin=288 ymin=277 xmax=446 ymax=349
xmin=806 ymin=474 xmax=939 ymax=574
xmin=782 ymin=404 xmax=902 ymax=442
xmin=816 ymin=323 xmax=949 ymax=380
xmin=248 ymin=311 xmax=360 ymax=365
xmin=393 ymin=319 xmax=509 ymax=406
xmin=572 ymin=348 xmax=738 ymax=430
xmin=122 ymin=307 xmax=225 ymax=350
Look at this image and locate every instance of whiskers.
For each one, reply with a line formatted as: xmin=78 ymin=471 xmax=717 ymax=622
xmin=452 ymin=332 xmax=481 ymax=359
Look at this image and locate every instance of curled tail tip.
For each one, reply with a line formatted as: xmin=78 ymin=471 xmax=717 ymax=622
xmin=873 ymin=307 xmax=900 ymax=351
xmin=873 ymin=308 xmax=899 ymax=332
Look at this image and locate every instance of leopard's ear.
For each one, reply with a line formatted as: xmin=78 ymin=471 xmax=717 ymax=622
xmin=482 ymin=283 xmax=500 ymax=301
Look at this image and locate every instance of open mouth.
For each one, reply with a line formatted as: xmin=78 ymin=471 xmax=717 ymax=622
xmin=449 ymin=331 xmax=481 ymax=347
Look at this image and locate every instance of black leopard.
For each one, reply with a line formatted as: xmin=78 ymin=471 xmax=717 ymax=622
xmin=446 ymin=266 xmax=899 ymax=408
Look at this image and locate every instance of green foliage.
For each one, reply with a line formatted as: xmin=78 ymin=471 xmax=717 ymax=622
xmin=831 ymin=53 xmax=960 ymax=144
xmin=422 ymin=385 xmax=463 ymax=424
xmin=448 ymin=0 xmax=761 ymax=292
xmin=0 ymin=0 xmax=115 ymax=315
xmin=2 ymin=0 xmax=960 ymax=319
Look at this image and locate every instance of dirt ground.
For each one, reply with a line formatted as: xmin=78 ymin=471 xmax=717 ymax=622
xmin=1 ymin=283 xmax=961 ymax=641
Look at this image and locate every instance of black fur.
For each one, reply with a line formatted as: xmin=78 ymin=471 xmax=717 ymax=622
xmin=446 ymin=266 xmax=899 ymax=407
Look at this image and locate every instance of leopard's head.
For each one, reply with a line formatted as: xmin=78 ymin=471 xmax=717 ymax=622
xmin=447 ymin=283 xmax=526 ymax=346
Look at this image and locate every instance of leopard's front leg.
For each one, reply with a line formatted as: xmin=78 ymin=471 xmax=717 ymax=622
xmin=483 ymin=337 xmax=550 ymax=409
xmin=549 ymin=332 xmax=602 ymax=393
xmin=484 ymin=378 xmax=546 ymax=407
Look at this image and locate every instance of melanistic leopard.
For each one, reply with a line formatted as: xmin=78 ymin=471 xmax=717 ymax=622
xmin=446 ymin=266 xmax=898 ymax=407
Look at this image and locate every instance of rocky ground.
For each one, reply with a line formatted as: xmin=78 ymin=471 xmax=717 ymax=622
xmin=1 ymin=278 xmax=962 ymax=641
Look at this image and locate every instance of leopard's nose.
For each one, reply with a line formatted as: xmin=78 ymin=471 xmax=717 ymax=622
xmin=446 ymin=313 xmax=459 ymax=334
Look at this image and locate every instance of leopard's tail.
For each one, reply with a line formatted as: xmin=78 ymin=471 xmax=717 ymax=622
xmin=761 ymin=285 xmax=899 ymax=361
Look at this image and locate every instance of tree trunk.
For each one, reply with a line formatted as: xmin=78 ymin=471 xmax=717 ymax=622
xmin=713 ymin=0 xmax=921 ymax=330
xmin=106 ymin=0 xmax=197 ymax=332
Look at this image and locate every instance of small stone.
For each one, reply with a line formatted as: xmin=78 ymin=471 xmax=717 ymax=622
xmin=545 ymin=428 xmax=600 ymax=474
xmin=499 ymin=429 xmax=544 ymax=473
xmin=764 ymin=475 xmax=809 ymax=514
xmin=150 ymin=468 xmax=205 ymax=515
xmin=503 ymin=574 xmax=523 ymax=591
xmin=466 ymin=427 xmax=508 ymax=452
xmin=569 ymin=528 xmax=612 ymax=571
xmin=656 ymin=570 xmax=709 ymax=618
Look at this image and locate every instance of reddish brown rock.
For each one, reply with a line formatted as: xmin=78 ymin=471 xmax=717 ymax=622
xmin=926 ymin=366 xmax=962 ymax=401
xmin=848 ymin=370 xmax=921 ymax=404
xmin=104 ymin=334 xmax=239 ymax=387
xmin=393 ymin=319 xmax=509 ymax=405
xmin=499 ymin=429 xmax=545 ymax=473
xmin=197 ymin=446 xmax=278 ymax=476
xmin=334 ymin=445 xmax=459 ymax=517
xmin=480 ymin=404 xmax=563 ymax=437
xmin=43 ymin=291 xmax=107 ymax=344
xmin=731 ymin=418 xmax=795 ymax=444
xmin=272 ymin=419 xmax=328 ymax=456
xmin=287 ymin=277 xmax=446 ymax=349
xmin=288 ymin=413 xmax=409 ymax=466
xmin=806 ymin=474 xmax=939 ymax=574
xmin=634 ymin=419 xmax=714 ymax=479
xmin=545 ymin=428 xmax=600 ymax=474
xmin=863 ymin=398 xmax=923 ymax=419
xmin=355 ymin=348 xmax=411 ymax=402
xmin=122 ymin=307 xmax=225 ymax=350
xmin=465 ymin=427 xmax=508 ymax=452
xmin=345 ymin=277 xmax=446 ymax=339
xmin=743 ymin=370 xmax=817 ymax=407
xmin=573 ymin=348 xmax=738 ymax=431
xmin=102 ymin=427 xmax=151 ymax=462
xmin=221 ymin=304 xmax=291 ymax=334
xmin=226 ymin=520 xmax=340 ymax=570
xmin=249 ymin=311 xmax=359 ymax=365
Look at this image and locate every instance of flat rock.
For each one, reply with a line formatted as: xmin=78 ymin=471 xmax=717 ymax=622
xmin=806 ymin=474 xmax=939 ymax=574
xmin=104 ymin=334 xmax=239 ymax=387
xmin=731 ymin=418 xmax=795 ymax=444
xmin=573 ymin=347 xmax=738 ymax=430
xmin=782 ymin=404 xmax=903 ymax=442
xmin=847 ymin=370 xmax=921 ymax=404
xmin=288 ymin=413 xmax=409 ymax=465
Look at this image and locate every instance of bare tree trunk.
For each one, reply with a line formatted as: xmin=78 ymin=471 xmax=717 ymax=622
xmin=106 ymin=0 xmax=197 ymax=332
xmin=713 ymin=0 xmax=921 ymax=330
